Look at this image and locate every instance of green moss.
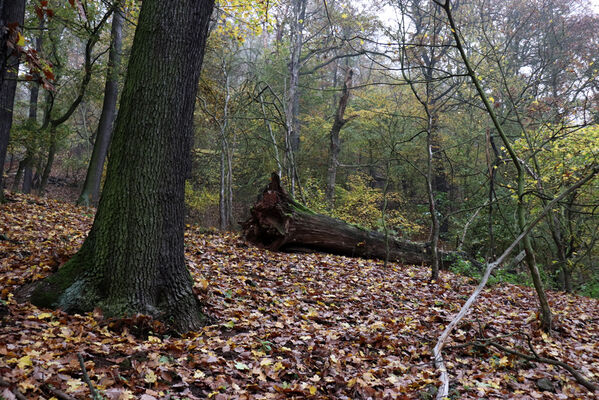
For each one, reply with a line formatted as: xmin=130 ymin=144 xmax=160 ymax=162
xmin=30 ymin=257 xmax=82 ymax=308
xmin=288 ymin=198 xmax=318 ymax=215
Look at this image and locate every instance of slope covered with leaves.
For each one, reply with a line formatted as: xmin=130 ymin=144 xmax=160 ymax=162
xmin=1 ymin=193 xmax=598 ymax=399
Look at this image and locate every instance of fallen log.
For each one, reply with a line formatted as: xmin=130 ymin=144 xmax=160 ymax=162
xmin=242 ymin=173 xmax=475 ymax=268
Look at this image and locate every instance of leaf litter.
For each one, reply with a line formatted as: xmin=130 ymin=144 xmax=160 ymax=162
xmin=1 ymin=192 xmax=598 ymax=399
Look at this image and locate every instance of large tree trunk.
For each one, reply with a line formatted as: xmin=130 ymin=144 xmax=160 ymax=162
xmin=30 ymin=0 xmax=215 ymax=333
xmin=243 ymin=173 xmax=442 ymax=266
xmin=0 ymin=0 xmax=26 ymax=201
xmin=77 ymin=8 xmax=124 ymax=206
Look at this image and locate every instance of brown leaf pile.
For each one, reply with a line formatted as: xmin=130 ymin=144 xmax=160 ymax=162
xmin=1 ymin=193 xmax=598 ymax=399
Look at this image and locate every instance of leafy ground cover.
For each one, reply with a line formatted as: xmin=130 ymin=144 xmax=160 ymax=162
xmin=1 ymin=193 xmax=598 ymax=399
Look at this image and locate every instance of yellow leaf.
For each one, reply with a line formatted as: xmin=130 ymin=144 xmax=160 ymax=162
xmin=499 ymin=356 xmax=509 ymax=367
xmin=273 ymin=361 xmax=285 ymax=372
xmin=489 ymin=96 xmax=495 ymax=103
xmin=17 ymin=355 xmax=32 ymax=369
xmin=37 ymin=312 xmax=53 ymax=319
xmin=260 ymin=358 xmax=273 ymax=366
xmin=17 ymin=32 xmax=25 ymax=47
xmin=193 ymin=370 xmax=205 ymax=379
xmin=144 ymin=370 xmax=157 ymax=384
xmin=65 ymin=378 xmax=83 ymax=392
xmin=199 ymin=278 xmax=209 ymax=290
xmin=541 ymin=332 xmax=550 ymax=342
xmin=309 ymin=385 xmax=317 ymax=395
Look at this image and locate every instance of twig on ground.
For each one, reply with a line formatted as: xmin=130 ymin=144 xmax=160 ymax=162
xmin=488 ymin=339 xmax=598 ymax=392
xmin=78 ymin=352 xmax=102 ymax=400
xmin=445 ymin=334 xmax=598 ymax=393
xmin=41 ymin=383 xmax=78 ymax=400
xmin=0 ymin=377 xmax=27 ymax=400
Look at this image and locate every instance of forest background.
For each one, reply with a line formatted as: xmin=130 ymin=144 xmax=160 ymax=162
xmin=2 ymin=0 xmax=599 ymax=300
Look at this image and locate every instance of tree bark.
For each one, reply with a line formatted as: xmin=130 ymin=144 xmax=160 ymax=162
xmin=77 ymin=8 xmax=124 ymax=206
xmin=325 ymin=68 xmax=353 ymax=209
xmin=242 ymin=173 xmax=478 ymax=268
xmin=0 ymin=0 xmax=25 ymax=201
xmin=30 ymin=0 xmax=215 ymax=333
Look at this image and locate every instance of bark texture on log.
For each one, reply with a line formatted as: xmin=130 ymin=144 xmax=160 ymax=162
xmin=242 ymin=173 xmax=433 ymax=266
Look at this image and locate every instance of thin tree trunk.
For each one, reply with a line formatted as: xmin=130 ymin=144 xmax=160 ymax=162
xmin=21 ymin=154 xmax=33 ymax=193
xmin=259 ymin=93 xmax=282 ymax=177
xmin=219 ymin=145 xmax=227 ymax=230
xmin=37 ymin=5 xmax=116 ymax=196
xmin=426 ymin=114 xmax=440 ymax=280
xmin=0 ymin=0 xmax=26 ymax=201
xmin=22 ymin=24 xmax=43 ymax=195
xmin=7 ymin=151 xmax=13 ymax=172
xmin=325 ymin=68 xmax=353 ymax=209
xmin=485 ymin=128 xmax=500 ymax=260
xmin=77 ymin=8 xmax=124 ymax=206
xmin=219 ymin=68 xmax=231 ymax=230
xmin=226 ymin=147 xmax=234 ymax=228
xmin=11 ymin=160 xmax=24 ymax=191
xmin=30 ymin=0 xmax=215 ymax=333
xmin=285 ymin=0 xmax=306 ymax=194
xmin=38 ymin=126 xmax=57 ymax=193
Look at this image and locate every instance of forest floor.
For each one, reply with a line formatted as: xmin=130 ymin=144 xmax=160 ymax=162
xmin=0 ymin=192 xmax=598 ymax=399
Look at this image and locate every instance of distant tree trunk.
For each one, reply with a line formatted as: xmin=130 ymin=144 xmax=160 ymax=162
xmin=218 ymin=66 xmax=233 ymax=230
xmin=37 ymin=5 xmax=115 ymax=195
xmin=259 ymin=92 xmax=282 ymax=177
xmin=31 ymin=0 xmax=215 ymax=333
xmin=38 ymin=125 xmax=57 ymax=193
xmin=77 ymin=8 xmax=123 ymax=206
xmin=426 ymin=113 xmax=440 ymax=281
xmin=325 ymin=68 xmax=353 ymax=209
xmin=219 ymin=148 xmax=228 ymax=230
xmin=20 ymin=21 xmax=44 ymax=194
xmin=0 ymin=0 xmax=26 ymax=201
xmin=21 ymin=153 xmax=34 ymax=193
xmin=7 ymin=151 xmax=14 ymax=172
xmin=285 ymin=0 xmax=306 ymax=194
xmin=550 ymin=213 xmax=572 ymax=292
xmin=11 ymin=161 xmax=23 ymax=190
